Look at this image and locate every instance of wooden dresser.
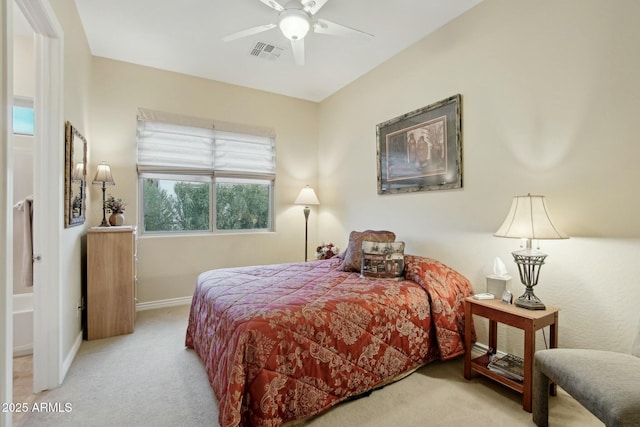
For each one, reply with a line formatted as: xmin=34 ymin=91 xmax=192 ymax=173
xmin=86 ymin=226 xmax=137 ymax=340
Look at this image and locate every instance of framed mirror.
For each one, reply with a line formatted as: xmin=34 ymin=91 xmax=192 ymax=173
xmin=64 ymin=121 xmax=87 ymax=227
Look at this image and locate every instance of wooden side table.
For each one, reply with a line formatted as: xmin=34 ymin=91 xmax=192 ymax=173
xmin=464 ymin=297 xmax=559 ymax=412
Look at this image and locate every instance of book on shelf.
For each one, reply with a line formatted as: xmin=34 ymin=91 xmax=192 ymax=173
xmin=487 ymin=353 xmax=524 ymax=382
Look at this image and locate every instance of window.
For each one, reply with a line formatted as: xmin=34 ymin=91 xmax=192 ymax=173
xmin=215 ymin=177 xmax=272 ymax=230
xmin=13 ymin=97 xmax=34 ymax=135
xmin=137 ymin=109 xmax=276 ymax=234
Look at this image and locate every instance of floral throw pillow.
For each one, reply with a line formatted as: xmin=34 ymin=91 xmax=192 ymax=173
xmin=338 ymin=230 xmax=396 ymax=272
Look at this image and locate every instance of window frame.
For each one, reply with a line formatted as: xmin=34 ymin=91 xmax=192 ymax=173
xmin=138 ymin=172 xmax=213 ymax=235
xmin=136 ymin=111 xmax=276 ymax=236
xmin=13 ymin=96 xmax=35 ymax=135
xmin=213 ymin=175 xmax=274 ymax=234
xmin=138 ymin=173 xmax=275 ymax=235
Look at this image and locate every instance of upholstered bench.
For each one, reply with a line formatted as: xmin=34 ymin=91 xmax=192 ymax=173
xmin=533 ymin=336 xmax=640 ymax=427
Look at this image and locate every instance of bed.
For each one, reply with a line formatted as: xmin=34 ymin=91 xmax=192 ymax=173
xmin=185 ymin=254 xmax=474 ymax=427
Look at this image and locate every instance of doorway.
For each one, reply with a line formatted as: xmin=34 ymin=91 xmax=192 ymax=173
xmin=15 ymin=0 xmax=64 ymax=393
xmin=2 ymin=2 xmax=64 ymax=426
xmin=11 ymin=5 xmax=35 ymax=419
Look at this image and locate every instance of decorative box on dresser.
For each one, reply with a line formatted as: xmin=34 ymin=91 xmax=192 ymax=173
xmin=86 ymin=226 xmax=137 ymax=340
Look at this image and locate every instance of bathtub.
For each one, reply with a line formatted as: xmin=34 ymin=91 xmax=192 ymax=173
xmin=13 ymin=293 xmax=33 ymax=357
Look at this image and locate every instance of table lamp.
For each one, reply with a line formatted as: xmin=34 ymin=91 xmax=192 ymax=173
xmin=92 ymin=162 xmax=115 ymax=227
xmin=294 ymin=185 xmax=320 ymax=262
xmin=494 ymin=194 xmax=568 ymax=310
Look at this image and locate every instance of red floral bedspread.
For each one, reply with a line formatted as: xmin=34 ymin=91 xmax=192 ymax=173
xmin=185 ymin=255 xmax=473 ymax=427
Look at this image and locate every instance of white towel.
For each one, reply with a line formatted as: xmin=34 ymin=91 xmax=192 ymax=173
xmin=19 ymin=196 xmax=34 ymax=287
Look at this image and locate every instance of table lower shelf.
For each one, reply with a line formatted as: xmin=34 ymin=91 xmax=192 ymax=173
xmin=469 ymin=353 xmax=524 ymax=394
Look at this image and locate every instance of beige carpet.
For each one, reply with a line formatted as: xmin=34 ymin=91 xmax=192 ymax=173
xmin=16 ymin=305 xmax=602 ymax=427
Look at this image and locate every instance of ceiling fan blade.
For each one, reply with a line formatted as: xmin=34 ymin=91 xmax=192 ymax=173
xmin=291 ymin=38 xmax=305 ymax=66
xmin=258 ymin=0 xmax=285 ymax=12
xmin=222 ymin=24 xmax=277 ymax=42
xmin=302 ymin=0 xmax=329 ymax=15
xmin=313 ymin=18 xmax=374 ymax=40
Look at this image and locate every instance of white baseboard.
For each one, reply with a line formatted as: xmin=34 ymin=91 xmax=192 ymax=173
xmin=13 ymin=345 xmax=32 ymax=358
xmin=136 ymin=296 xmax=192 ymax=311
xmin=472 ymin=342 xmax=508 ymax=358
xmin=62 ymin=331 xmax=83 ymax=381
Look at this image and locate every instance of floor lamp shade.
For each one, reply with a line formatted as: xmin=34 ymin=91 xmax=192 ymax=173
xmin=294 ymin=185 xmax=320 ymax=206
xmin=295 ymin=185 xmax=320 ymax=262
xmin=494 ymin=194 xmax=568 ymax=310
xmin=92 ymin=162 xmax=115 ymax=227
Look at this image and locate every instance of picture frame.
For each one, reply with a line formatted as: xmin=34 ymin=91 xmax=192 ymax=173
xmin=376 ymin=94 xmax=462 ymax=194
xmin=64 ymin=121 xmax=87 ymax=228
xmin=501 ymin=290 xmax=514 ymax=305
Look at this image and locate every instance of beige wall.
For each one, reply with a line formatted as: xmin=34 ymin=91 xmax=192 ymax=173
xmin=50 ymin=0 xmax=93 ymax=358
xmin=88 ymin=58 xmax=318 ymax=302
xmin=318 ymin=0 xmax=640 ymax=353
xmin=13 ymin=35 xmax=34 ymax=98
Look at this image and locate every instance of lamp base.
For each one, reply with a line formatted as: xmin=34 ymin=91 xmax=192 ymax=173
xmin=515 ymin=288 xmax=546 ymax=310
xmin=511 ymin=248 xmax=548 ymax=310
xmin=99 ymin=184 xmax=110 ymax=227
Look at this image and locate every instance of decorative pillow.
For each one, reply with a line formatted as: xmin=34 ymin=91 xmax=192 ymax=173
xmin=338 ymin=230 xmax=396 ymax=272
xmin=361 ymin=241 xmax=405 ymax=279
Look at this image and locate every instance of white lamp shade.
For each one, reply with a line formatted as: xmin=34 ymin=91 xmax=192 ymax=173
xmin=494 ymin=194 xmax=568 ymax=240
xmin=279 ymin=9 xmax=311 ymax=40
xmin=92 ymin=162 xmax=115 ymax=185
xmin=294 ymin=185 xmax=319 ymax=206
xmin=72 ymin=162 xmax=85 ymax=181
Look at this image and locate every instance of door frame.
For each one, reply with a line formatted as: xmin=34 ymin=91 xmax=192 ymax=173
xmin=21 ymin=0 xmax=65 ymax=393
xmin=1 ymin=3 xmax=64 ymax=425
xmin=1 ymin=2 xmax=15 ymax=424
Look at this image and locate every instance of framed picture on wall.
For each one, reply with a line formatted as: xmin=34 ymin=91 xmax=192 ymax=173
xmin=376 ymin=94 xmax=462 ymax=194
xmin=64 ymin=121 xmax=87 ymax=227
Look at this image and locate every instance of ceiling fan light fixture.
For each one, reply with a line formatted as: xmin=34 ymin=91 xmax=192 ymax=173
xmin=279 ymin=9 xmax=311 ymax=41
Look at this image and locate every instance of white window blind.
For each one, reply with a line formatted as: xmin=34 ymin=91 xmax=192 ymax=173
xmin=137 ymin=120 xmax=215 ymax=174
xmin=213 ymin=130 xmax=276 ymax=176
xmin=137 ymin=108 xmax=276 ymax=177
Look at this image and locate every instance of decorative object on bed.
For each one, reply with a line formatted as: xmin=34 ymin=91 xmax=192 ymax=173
xmin=92 ymin=162 xmax=115 ymax=227
xmin=494 ymin=193 xmax=568 ymax=310
xmin=186 ymin=254 xmax=474 ymax=427
xmin=360 ymin=241 xmax=405 ymax=279
xmin=315 ymin=242 xmax=338 ymax=259
xmin=294 ymin=185 xmax=320 ymax=262
xmin=376 ymin=94 xmax=462 ymax=194
xmin=338 ymin=229 xmax=396 ymax=272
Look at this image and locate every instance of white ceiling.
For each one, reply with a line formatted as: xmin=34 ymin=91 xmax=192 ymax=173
xmin=20 ymin=0 xmax=483 ymax=102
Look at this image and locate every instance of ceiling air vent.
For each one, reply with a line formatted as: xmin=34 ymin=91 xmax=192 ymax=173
xmin=250 ymin=42 xmax=284 ymax=61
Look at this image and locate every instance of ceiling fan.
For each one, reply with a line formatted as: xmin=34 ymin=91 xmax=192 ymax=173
xmin=222 ymin=0 xmax=374 ymax=66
